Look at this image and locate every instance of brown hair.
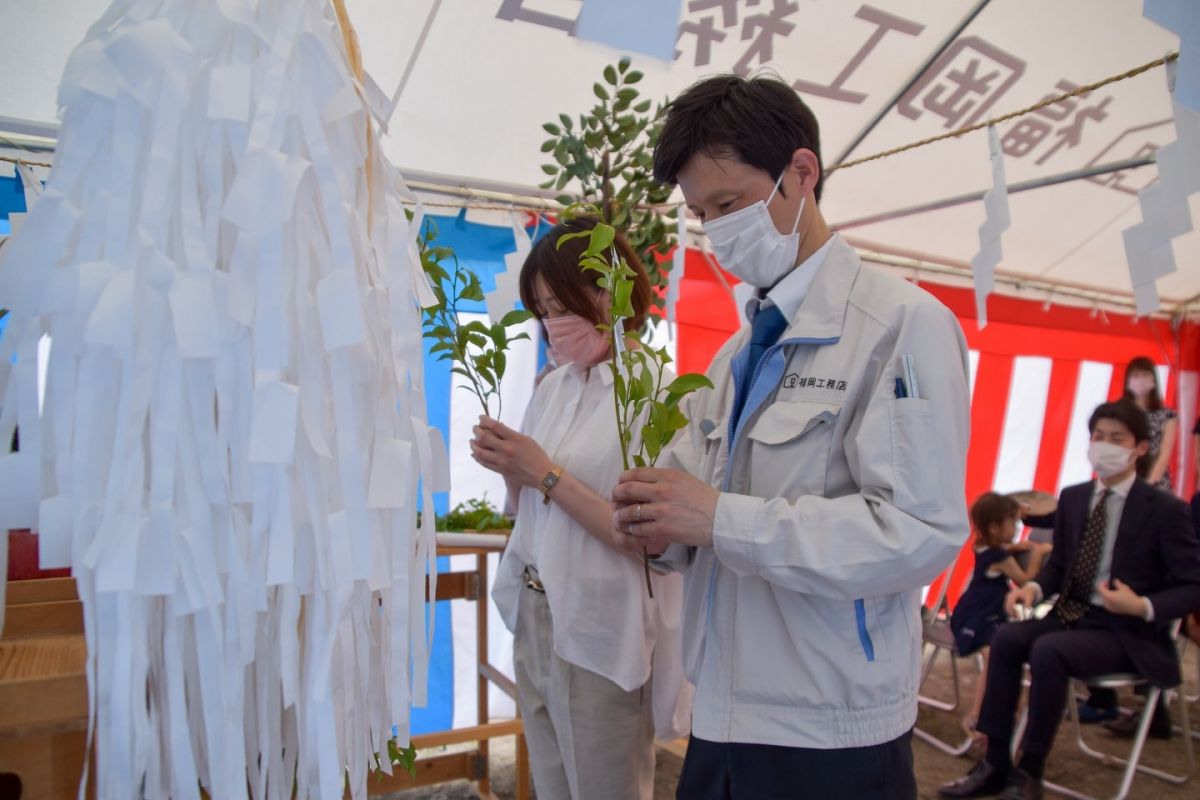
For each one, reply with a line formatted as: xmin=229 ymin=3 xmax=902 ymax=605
xmin=970 ymin=492 xmax=1020 ymax=548
xmin=518 ymin=216 xmax=652 ymax=332
xmin=1122 ymin=356 xmax=1163 ymax=411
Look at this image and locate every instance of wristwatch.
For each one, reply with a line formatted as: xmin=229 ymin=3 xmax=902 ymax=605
xmin=540 ymin=466 xmax=564 ymax=505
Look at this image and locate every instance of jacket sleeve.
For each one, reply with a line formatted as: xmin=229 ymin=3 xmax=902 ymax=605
xmin=1031 ymin=490 xmax=1074 ymax=598
xmin=710 ymin=299 xmax=972 ymax=600
xmin=1146 ymin=496 xmax=1200 ymax=620
xmin=1022 ymin=510 xmax=1057 ymax=529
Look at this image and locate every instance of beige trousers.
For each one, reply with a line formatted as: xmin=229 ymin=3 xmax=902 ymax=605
xmin=513 ymin=584 xmax=655 ymax=800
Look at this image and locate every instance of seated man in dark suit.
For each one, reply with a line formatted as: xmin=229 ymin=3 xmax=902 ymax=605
xmin=940 ymin=399 xmax=1200 ymax=800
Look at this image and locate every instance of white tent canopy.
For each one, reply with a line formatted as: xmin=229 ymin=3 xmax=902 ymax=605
xmin=3 ymin=0 xmax=1197 ymax=313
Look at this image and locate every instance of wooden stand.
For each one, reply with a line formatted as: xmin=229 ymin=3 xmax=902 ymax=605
xmin=0 ymin=577 xmax=90 ymax=800
xmin=368 ymin=541 xmax=531 ymax=800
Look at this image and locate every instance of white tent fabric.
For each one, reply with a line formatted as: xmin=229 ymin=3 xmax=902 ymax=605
xmin=3 ymin=0 xmax=1197 ymax=312
xmin=2 ymin=0 xmax=1198 ymax=762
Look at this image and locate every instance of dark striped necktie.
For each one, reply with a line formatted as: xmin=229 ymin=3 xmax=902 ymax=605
xmin=1055 ymin=488 xmax=1111 ymax=624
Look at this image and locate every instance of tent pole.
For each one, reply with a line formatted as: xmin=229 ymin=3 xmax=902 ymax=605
xmin=852 ymin=246 xmax=1173 ymax=316
xmin=831 ymin=155 xmax=1155 ymax=230
xmin=386 ymin=0 xmax=445 ymax=118
xmin=827 ymin=0 xmax=993 ymax=171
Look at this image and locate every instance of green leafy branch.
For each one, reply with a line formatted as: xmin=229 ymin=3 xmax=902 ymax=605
xmin=436 ymin=496 xmax=513 ymax=532
xmin=558 ymin=205 xmax=714 ymax=595
xmin=419 ymin=220 xmax=533 ymax=419
xmin=372 ymin=738 xmax=418 ymax=780
xmin=540 ymin=58 xmax=678 ymax=315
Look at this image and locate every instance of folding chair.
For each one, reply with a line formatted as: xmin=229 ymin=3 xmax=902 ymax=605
xmin=914 ymin=546 xmax=983 ymax=756
xmin=1013 ymin=620 xmax=1194 ymax=800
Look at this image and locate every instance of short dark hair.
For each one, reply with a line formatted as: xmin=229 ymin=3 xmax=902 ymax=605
xmin=518 ymin=216 xmax=652 ymax=333
xmin=970 ymin=492 xmax=1020 ymax=547
xmin=1088 ymin=399 xmax=1150 ymax=444
xmin=653 ymin=74 xmax=824 ymax=202
xmin=1122 ymin=356 xmax=1163 ymax=411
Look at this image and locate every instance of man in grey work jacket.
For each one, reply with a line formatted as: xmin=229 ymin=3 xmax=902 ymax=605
xmin=612 ymin=75 xmax=972 ymax=798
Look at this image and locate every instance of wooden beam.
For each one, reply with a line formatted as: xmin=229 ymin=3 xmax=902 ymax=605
xmin=479 ymin=662 xmax=517 ymax=701
xmin=410 ymin=719 xmax=522 ymax=750
xmin=366 ymin=751 xmax=478 ymax=794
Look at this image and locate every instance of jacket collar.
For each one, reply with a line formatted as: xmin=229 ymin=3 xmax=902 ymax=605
xmin=777 ymin=233 xmax=859 ymax=342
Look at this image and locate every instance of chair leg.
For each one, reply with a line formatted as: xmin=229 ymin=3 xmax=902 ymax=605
xmin=1047 ymin=686 xmax=1193 ymax=800
xmin=914 ymin=646 xmax=977 ymax=755
xmin=918 ymin=646 xmax=962 ymax=712
xmin=1172 ymin=684 xmax=1194 ymax=772
xmin=912 ymin=724 xmax=975 ymax=757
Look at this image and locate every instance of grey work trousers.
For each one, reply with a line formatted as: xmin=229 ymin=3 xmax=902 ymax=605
xmin=513 ymin=583 xmax=655 ymax=800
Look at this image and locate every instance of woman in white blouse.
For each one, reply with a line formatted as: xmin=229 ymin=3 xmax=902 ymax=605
xmin=471 ymin=218 xmax=690 ymax=800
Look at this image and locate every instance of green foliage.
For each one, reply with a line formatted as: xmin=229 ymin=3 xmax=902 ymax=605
xmin=372 ymin=739 xmax=418 ymax=779
xmin=539 ymin=57 xmax=677 ymax=315
xmin=560 ymin=204 xmax=713 ymax=473
xmin=419 ymin=220 xmax=534 ymax=419
xmin=559 ymin=206 xmax=714 ymax=596
xmin=436 ymin=496 xmax=513 ymax=532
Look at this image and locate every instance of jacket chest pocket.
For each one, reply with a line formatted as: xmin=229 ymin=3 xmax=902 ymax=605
xmin=888 ymin=398 xmax=942 ymax=514
xmin=743 ymin=400 xmax=841 ymax=496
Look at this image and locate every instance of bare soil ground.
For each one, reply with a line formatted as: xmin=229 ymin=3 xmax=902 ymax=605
xmin=384 ymin=644 xmax=1199 ymax=799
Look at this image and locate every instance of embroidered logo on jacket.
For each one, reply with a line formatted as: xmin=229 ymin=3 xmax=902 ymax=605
xmin=782 ymin=373 xmax=847 ymax=391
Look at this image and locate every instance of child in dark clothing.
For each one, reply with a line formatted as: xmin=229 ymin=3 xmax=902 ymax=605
xmin=952 ymin=492 xmax=1052 ymax=740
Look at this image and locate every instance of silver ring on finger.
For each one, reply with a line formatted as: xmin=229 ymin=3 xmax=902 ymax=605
xmin=636 ymin=504 xmax=643 ymax=521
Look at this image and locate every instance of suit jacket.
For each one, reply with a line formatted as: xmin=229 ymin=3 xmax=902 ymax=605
xmin=1034 ymin=478 xmax=1200 ymax=686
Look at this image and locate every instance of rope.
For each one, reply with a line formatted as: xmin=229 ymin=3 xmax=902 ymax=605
xmin=825 ymin=52 xmax=1179 ymax=174
xmin=1 ymin=52 xmax=1181 ymax=199
xmin=331 ymin=0 xmax=375 ymax=221
xmin=0 ymin=153 xmax=51 ymax=168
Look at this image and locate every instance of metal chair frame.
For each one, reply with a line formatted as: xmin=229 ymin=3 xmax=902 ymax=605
xmin=914 ymin=546 xmax=984 ymax=756
xmin=1011 ymin=621 xmax=1194 ymax=800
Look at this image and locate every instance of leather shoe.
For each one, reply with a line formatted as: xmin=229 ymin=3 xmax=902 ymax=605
xmin=1104 ymin=704 xmax=1172 ymax=740
xmin=997 ymin=769 xmax=1043 ymax=800
xmin=939 ymin=759 xmax=1008 ymax=798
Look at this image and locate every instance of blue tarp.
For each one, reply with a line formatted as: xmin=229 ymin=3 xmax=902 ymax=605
xmin=414 ymin=211 xmax=543 ymax=733
xmin=0 ymin=173 xmax=27 ymax=235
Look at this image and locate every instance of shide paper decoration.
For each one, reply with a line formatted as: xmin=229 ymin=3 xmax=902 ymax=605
xmin=0 ymin=1 xmax=440 ymax=797
xmin=1121 ymin=58 xmax=1200 ymax=315
xmin=483 ymin=211 xmax=531 ymax=325
xmin=969 ymin=125 xmax=1010 ymax=329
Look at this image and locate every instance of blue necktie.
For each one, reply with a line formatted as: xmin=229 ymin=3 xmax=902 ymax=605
xmin=732 ymin=303 xmax=788 ymax=427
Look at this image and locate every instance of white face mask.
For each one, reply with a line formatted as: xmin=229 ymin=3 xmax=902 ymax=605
xmin=702 ymin=171 xmax=805 ymax=288
xmin=1127 ymin=375 xmax=1155 ymax=397
xmin=1087 ymin=440 xmax=1136 ymax=479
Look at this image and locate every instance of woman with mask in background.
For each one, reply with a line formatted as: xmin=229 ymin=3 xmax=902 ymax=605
xmin=470 ymin=217 xmax=690 ymax=800
xmin=1123 ymin=356 xmax=1177 ymax=493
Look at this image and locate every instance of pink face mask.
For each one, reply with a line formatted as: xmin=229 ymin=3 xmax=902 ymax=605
xmin=543 ymin=314 xmax=609 ymax=366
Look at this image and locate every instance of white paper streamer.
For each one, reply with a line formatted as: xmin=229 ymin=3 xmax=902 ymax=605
xmin=1121 ymin=58 xmax=1200 ymax=315
xmin=484 ymin=210 xmax=531 ymax=324
xmin=969 ymin=125 xmax=1010 ymax=329
xmin=0 ymin=1 xmax=435 ymax=797
xmin=1145 ymin=1 xmax=1200 ymax=113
